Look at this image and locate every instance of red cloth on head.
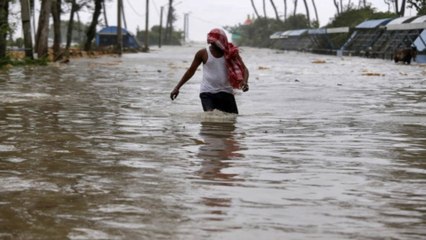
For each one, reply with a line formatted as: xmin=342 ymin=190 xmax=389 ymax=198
xmin=207 ymin=28 xmax=245 ymax=89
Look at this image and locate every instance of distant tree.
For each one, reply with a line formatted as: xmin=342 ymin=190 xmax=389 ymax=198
xmin=226 ymin=14 xmax=310 ymax=48
xmin=165 ymin=0 xmax=177 ymax=44
xmin=35 ymin=0 xmax=52 ymax=58
xmin=311 ymin=0 xmax=319 ymax=26
xmin=407 ymin=0 xmax=426 ymax=15
xmin=65 ymin=0 xmax=85 ymax=50
xmin=84 ymin=0 xmax=103 ymax=51
xmin=283 ymin=0 xmax=288 ymax=20
xmin=51 ymin=0 xmax=62 ymax=60
xmin=334 ymin=0 xmax=341 ymax=15
xmin=382 ymin=0 xmax=408 ymax=15
xmin=0 ymin=0 xmax=9 ymax=58
xmin=327 ymin=6 xmax=397 ymax=28
xmin=19 ymin=0 xmax=33 ymax=58
xmin=293 ymin=0 xmax=298 ymax=16
xmin=251 ymin=0 xmax=261 ymax=19
xmin=302 ymin=0 xmax=310 ymax=26
xmin=394 ymin=0 xmax=407 ymax=16
xmin=263 ymin=0 xmax=267 ymax=18
xmin=270 ymin=0 xmax=280 ymax=21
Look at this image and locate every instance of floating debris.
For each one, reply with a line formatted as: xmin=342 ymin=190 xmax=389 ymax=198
xmin=362 ymin=72 xmax=385 ymax=76
xmin=258 ymin=66 xmax=270 ymax=70
xmin=312 ymin=59 xmax=326 ymax=64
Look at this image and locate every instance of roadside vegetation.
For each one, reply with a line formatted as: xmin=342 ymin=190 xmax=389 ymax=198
xmin=1 ymin=0 xmax=426 ymax=67
xmin=227 ymin=0 xmax=425 ymax=49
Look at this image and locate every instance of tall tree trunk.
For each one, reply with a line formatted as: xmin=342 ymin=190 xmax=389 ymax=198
xmin=51 ymin=0 xmax=62 ymax=60
xmin=302 ymin=0 xmax=310 ymax=26
xmin=84 ymin=0 xmax=103 ymax=51
xmin=293 ymin=0 xmax=298 ymax=16
xmin=333 ymin=0 xmax=340 ymax=15
xmin=399 ymin=0 xmax=406 ymax=16
xmin=0 ymin=0 xmax=9 ymax=58
xmin=283 ymin=0 xmax=287 ymax=20
xmin=263 ymin=0 xmax=267 ymax=18
xmin=270 ymin=0 xmax=280 ymax=20
xmin=311 ymin=0 xmax=319 ymax=25
xmin=250 ymin=0 xmax=260 ymax=19
xmin=394 ymin=0 xmax=399 ymax=14
xmin=35 ymin=0 xmax=52 ymax=58
xmin=20 ymin=0 xmax=33 ymax=58
xmin=66 ymin=0 xmax=77 ymax=50
xmin=102 ymin=0 xmax=108 ymax=26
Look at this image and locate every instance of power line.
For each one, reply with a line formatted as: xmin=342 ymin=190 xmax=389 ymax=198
xmin=124 ymin=0 xmax=145 ymax=18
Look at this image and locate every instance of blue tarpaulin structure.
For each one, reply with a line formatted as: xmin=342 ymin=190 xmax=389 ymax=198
xmin=96 ymin=26 xmax=142 ymax=49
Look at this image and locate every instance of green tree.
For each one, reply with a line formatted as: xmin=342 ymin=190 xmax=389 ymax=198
xmin=51 ymin=0 xmax=62 ymax=60
xmin=407 ymin=0 xmax=426 ymax=15
xmin=137 ymin=25 xmax=182 ymax=46
xmin=226 ymin=14 xmax=310 ymax=48
xmin=35 ymin=0 xmax=52 ymax=58
xmin=251 ymin=0 xmax=260 ymax=19
xmin=0 ymin=0 xmax=9 ymax=58
xmin=327 ymin=6 xmax=397 ymax=28
xmin=84 ymin=0 xmax=103 ymax=51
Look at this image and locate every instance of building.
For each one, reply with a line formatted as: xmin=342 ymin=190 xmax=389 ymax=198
xmin=96 ymin=26 xmax=142 ymax=49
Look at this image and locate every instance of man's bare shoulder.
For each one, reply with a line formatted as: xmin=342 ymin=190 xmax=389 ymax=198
xmin=195 ymin=48 xmax=208 ymax=63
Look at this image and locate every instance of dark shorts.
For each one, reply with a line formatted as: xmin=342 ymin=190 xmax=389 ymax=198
xmin=199 ymin=92 xmax=239 ymax=114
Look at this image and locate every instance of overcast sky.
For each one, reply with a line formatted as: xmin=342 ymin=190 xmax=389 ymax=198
xmin=99 ymin=0 xmax=417 ymax=42
xmin=24 ymin=0 xmax=418 ymax=42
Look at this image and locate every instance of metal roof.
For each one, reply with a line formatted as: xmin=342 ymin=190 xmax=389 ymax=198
xmin=97 ymin=26 xmax=133 ymax=35
xmin=308 ymin=27 xmax=350 ymax=34
xmin=387 ymin=17 xmax=415 ymax=25
xmin=411 ymin=16 xmax=426 ymax=23
xmin=355 ymin=18 xmax=391 ymax=29
xmin=288 ymin=29 xmax=308 ymax=36
xmin=414 ymin=29 xmax=426 ymax=51
xmin=270 ymin=29 xmax=308 ymax=39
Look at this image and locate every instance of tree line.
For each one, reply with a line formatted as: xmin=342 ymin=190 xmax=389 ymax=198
xmin=232 ymin=0 xmax=426 ymax=48
xmin=250 ymin=0 xmax=425 ymax=25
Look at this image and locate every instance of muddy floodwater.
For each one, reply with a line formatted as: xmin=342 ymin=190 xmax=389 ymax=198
xmin=0 ymin=45 xmax=425 ymax=240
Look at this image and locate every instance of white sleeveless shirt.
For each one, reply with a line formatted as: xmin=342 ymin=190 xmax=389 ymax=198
xmin=200 ymin=47 xmax=233 ymax=94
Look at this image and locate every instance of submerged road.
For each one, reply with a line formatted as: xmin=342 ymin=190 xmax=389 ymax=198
xmin=0 ymin=45 xmax=425 ymax=239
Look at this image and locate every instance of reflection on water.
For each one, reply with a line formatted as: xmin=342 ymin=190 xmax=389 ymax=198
xmin=197 ymin=119 xmax=241 ymax=181
xmin=196 ymin=119 xmax=241 ymax=223
xmin=0 ymin=46 xmax=425 ymax=239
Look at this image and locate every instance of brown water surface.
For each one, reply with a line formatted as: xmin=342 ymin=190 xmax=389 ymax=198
xmin=0 ymin=46 xmax=425 ymax=239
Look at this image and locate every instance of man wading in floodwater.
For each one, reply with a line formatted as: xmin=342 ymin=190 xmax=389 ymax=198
xmin=170 ymin=28 xmax=249 ymax=114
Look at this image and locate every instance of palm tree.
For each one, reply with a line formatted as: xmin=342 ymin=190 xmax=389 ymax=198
xmin=302 ymin=0 xmax=310 ymax=26
xmin=333 ymin=0 xmax=341 ymax=15
xmin=270 ymin=0 xmax=280 ymax=20
xmin=0 ymin=0 xmax=9 ymax=58
xmin=51 ymin=0 xmax=62 ymax=60
xmin=395 ymin=0 xmax=407 ymax=16
xmin=250 ymin=0 xmax=260 ymax=19
xmin=311 ymin=0 xmax=319 ymax=25
xmin=293 ymin=0 xmax=298 ymax=16
xmin=35 ymin=0 xmax=52 ymax=58
xmin=283 ymin=0 xmax=287 ymax=20
xmin=84 ymin=0 xmax=103 ymax=51
xmin=263 ymin=0 xmax=267 ymax=18
xmin=19 ymin=0 xmax=33 ymax=58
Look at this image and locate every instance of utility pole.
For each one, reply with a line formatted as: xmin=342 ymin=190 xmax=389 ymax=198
xmin=143 ymin=0 xmax=149 ymax=52
xmin=183 ymin=13 xmax=189 ymax=44
xmin=117 ymin=0 xmax=123 ymax=56
xmin=159 ymin=6 xmax=163 ymax=48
